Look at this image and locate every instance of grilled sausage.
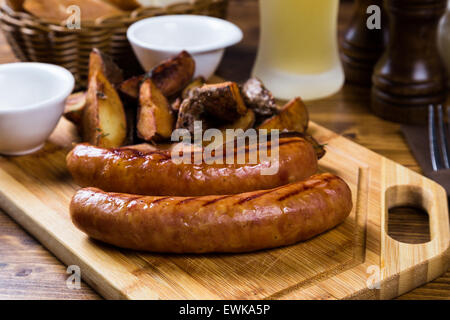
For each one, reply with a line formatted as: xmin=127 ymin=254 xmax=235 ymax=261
xmin=70 ymin=173 xmax=352 ymax=253
xmin=66 ymin=134 xmax=320 ymax=196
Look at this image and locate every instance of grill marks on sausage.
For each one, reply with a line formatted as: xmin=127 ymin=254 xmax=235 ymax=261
xmin=119 ymin=195 xmax=143 ymax=201
xmin=277 ymin=176 xmax=337 ymax=202
xmin=110 ymin=148 xmax=172 ymax=162
xmin=109 ymin=137 xmax=305 ymax=164
xmin=176 ymin=197 xmax=198 ymax=205
xmin=198 ymin=174 xmax=331 ymax=207
xmin=235 ymin=189 xmax=276 ymax=205
xmin=151 ymin=197 xmax=171 ymax=204
xmin=105 ymin=176 xmax=338 ymax=209
xmin=277 ymin=189 xmax=305 ymax=202
xmin=202 ymin=195 xmax=234 ymax=207
xmin=203 ymin=138 xmax=304 ymax=163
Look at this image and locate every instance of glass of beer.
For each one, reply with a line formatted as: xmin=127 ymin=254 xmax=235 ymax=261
xmin=252 ymin=0 xmax=344 ymax=100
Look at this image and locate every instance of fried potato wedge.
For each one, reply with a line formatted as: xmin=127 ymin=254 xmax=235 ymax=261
xmin=242 ymin=78 xmax=278 ymax=117
xmin=207 ymin=109 xmax=256 ymax=147
xmin=175 ymin=97 xmax=206 ymax=134
xmin=182 ymin=76 xmax=206 ymax=100
xmin=150 ymin=51 xmax=195 ymax=97
xmin=257 ymin=97 xmax=309 ymax=134
xmin=82 ymin=70 xmax=127 ymax=148
xmin=118 ymin=75 xmax=144 ymax=100
xmin=63 ymin=91 xmax=86 ymax=128
xmin=137 ymin=78 xmax=175 ymax=141
xmin=89 ymin=48 xmax=124 ymax=87
xmin=220 ymin=109 xmax=255 ymax=132
xmin=194 ymin=82 xmax=248 ymax=122
xmin=123 ymin=105 xmax=137 ymax=146
xmin=118 ymin=51 xmax=195 ymax=99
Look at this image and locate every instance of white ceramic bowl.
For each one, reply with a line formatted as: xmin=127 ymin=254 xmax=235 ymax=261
xmin=127 ymin=15 xmax=243 ymax=79
xmin=0 ymin=63 xmax=75 ymax=156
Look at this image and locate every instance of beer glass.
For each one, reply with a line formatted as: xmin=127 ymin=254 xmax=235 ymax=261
xmin=252 ymin=0 xmax=344 ymax=100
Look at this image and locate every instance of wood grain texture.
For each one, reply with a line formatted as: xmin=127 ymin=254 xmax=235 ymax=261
xmin=0 ymin=0 xmax=448 ymax=300
xmin=0 ymin=113 xmax=448 ymax=300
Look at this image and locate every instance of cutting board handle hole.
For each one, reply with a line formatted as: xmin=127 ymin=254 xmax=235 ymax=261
xmin=385 ymin=185 xmax=431 ymax=244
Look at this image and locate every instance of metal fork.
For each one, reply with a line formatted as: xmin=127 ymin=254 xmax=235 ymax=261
xmin=428 ymin=104 xmax=450 ymax=171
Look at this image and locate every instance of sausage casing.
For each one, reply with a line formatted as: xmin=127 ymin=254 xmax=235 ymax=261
xmin=66 ymin=135 xmax=319 ymax=196
xmin=70 ymin=173 xmax=352 ymax=253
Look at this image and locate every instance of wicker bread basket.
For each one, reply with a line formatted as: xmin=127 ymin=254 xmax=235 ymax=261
xmin=0 ymin=0 xmax=228 ymax=89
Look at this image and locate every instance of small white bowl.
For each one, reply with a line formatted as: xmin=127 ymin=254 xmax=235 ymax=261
xmin=127 ymin=15 xmax=243 ymax=79
xmin=0 ymin=63 xmax=75 ymax=156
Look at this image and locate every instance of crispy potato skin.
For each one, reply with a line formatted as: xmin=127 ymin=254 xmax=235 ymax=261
xmin=220 ymin=109 xmax=256 ymax=131
xmin=88 ymin=48 xmax=123 ymax=87
xmin=118 ymin=75 xmax=143 ymax=100
xmin=82 ymin=70 xmax=127 ymax=148
xmin=195 ymin=82 xmax=247 ymax=122
xmin=150 ymin=51 xmax=195 ymax=97
xmin=63 ymin=91 xmax=86 ymax=127
xmin=66 ymin=136 xmax=319 ymax=196
xmin=70 ymin=173 xmax=352 ymax=253
xmin=182 ymin=77 xmax=206 ymax=100
xmin=242 ymin=78 xmax=278 ymax=117
xmin=258 ymin=97 xmax=309 ymax=133
xmin=175 ymin=96 xmax=206 ymax=134
xmin=137 ymin=79 xmax=174 ymax=141
xmin=118 ymin=51 xmax=195 ymax=99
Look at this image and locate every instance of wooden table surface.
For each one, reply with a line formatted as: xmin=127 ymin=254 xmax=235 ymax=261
xmin=0 ymin=0 xmax=448 ymax=300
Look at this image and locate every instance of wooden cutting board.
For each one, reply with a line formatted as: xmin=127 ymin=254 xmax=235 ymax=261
xmin=0 ymin=118 xmax=448 ymax=300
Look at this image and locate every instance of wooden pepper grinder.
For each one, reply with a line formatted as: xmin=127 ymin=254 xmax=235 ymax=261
xmin=371 ymin=0 xmax=448 ymax=124
xmin=341 ymin=0 xmax=387 ymax=85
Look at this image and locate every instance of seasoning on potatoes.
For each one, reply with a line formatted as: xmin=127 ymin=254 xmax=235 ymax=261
xmin=82 ymin=70 xmax=127 ymax=148
xmin=242 ymin=77 xmax=278 ymax=117
xmin=149 ymin=50 xmax=195 ymax=97
xmin=89 ymin=48 xmax=124 ymax=88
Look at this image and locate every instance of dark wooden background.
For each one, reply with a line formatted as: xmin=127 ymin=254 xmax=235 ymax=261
xmin=0 ymin=0 xmax=448 ymax=299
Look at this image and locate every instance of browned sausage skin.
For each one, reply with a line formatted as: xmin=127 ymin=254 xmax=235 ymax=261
xmin=66 ymin=135 xmax=319 ymax=196
xmin=70 ymin=173 xmax=352 ymax=253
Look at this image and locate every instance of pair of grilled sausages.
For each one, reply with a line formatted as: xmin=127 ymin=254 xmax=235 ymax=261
xmin=68 ymin=135 xmax=352 ymax=253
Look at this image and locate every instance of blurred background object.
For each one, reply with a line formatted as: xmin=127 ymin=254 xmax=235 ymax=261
xmin=372 ymin=0 xmax=448 ymax=124
xmin=0 ymin=0 xmax=229 ymax=89
xmin=341 ymin=0 xmax=387 ymax=85
xmin=438 ymin=0 xmax=450 ymax=87
xmin=22 ymin=0 xmax=123 ymax=22
xmin=251 ymin=0 xmax=344 ymax=101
